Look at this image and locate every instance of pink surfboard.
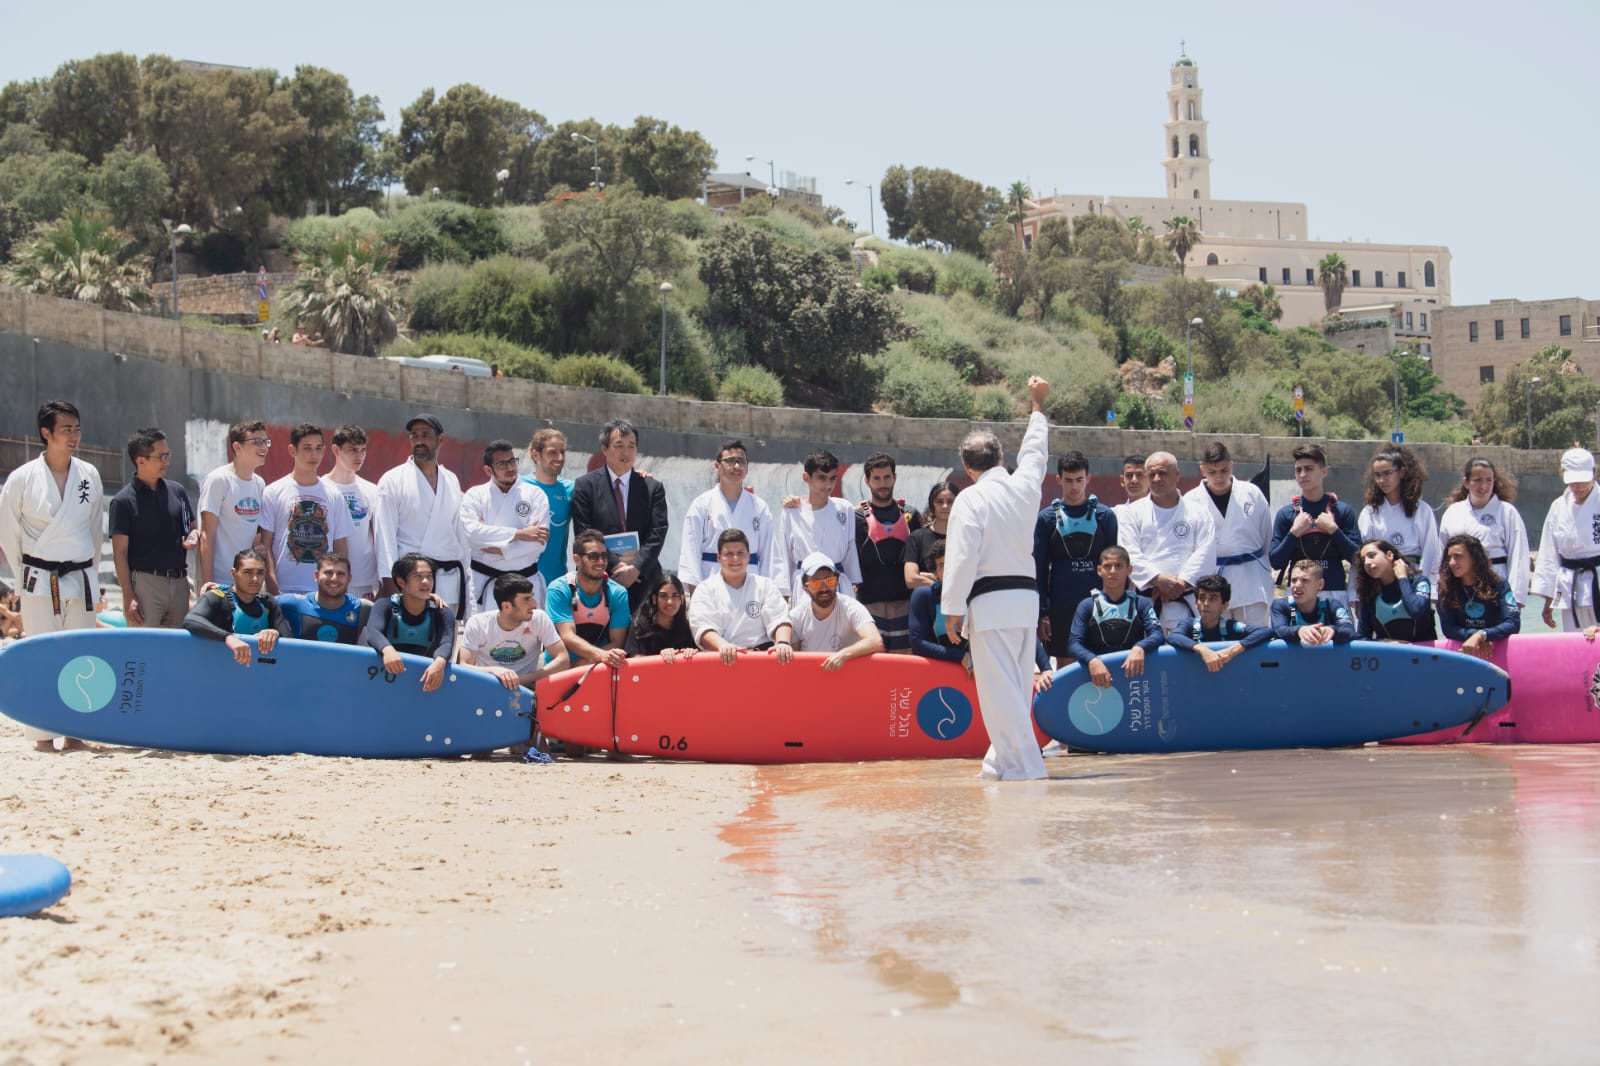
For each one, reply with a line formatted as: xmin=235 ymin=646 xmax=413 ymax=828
xmin=1389 ymin=632 xmax=1600 ymax=744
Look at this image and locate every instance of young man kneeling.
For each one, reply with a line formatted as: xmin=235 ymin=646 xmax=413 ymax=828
xmin=1066 ymin=546 xmax=1164 ymax=689
xmin=1166 ymin=573 xmax=1271 ymax=671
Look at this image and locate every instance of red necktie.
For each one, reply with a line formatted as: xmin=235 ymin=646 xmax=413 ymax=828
xmin=613 ymin=477 xmax=627 ymax=532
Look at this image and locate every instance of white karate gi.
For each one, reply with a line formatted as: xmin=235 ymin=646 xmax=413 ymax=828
xmin=324 ymin=474 xmax=381 ymax=597
xmin=941 ymin=411 xmax=1050 ymax=782
xmin=198 ymin=464 xmax=267 ymax=586
xmin=1532 ymin=488 xmax=1600 ymax=630
xmin=261 ymin=475 xmax=354 ymax=595
xmin=686 ymin=572 xmax=789 ymax=648
xmin=1183 ymin=479 xmax=1272 ymax=625
xmin=1359 ymin=499 xmax=1443 ymax=587
xmin=0 ymin=455 xmax=104 ymax=743
xmin=374 ymin=459 xmax=472 ymax=615
xmin=1438 ymin=496 xmax=1530 ymax=604
xmin=461 ymin=479 xmax=551 ymax=616
xmin=770 ymin=498 xmax=862 ymax=601
xmin=678 ymin=487 xmax=775 ymax=587
xmin=1121 ymin=494 xmax=1218 ymax=635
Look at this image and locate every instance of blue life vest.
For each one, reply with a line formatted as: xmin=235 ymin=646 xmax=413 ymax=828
xmin=385 ymin=595 xmax=437 ymax=654
xmin=229 ymin=591 xmax=270 ymax=636
xmin=1185 ymin=617 xmax=1250 ymax=642
xmin=1087 ymin=588 xmax=1137 ymax=649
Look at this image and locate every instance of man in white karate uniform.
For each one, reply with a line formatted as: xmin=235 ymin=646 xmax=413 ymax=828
xmin=1183 ymin=442 xmax=1272 ymax=626
xmin=374 ymin=414 xmax=471 ymax=616
xmin=1533 ymin=448 xmax=1600 ymax=631
xmin=678 ymin=438 xmax=774 ymax=594
xmin=461 ymin=438 xmax=550 ymax=616
xmin=0 ymin=401 xmax=104 ymax=751
xmin=1122 ymin=452 xmax=1218 ymax=636
xmin=771 ymin=449 xmax=862 ymax=602
xmin=941 ymin=375 xmax=1051 ymax=782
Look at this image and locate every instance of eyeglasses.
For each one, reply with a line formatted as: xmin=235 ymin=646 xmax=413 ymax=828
xmin=577 ymin=551 xmax=608 ymax=561
xmin=140 ymin=451 xmax=173 ymax=463
xmin=1372 ymin=468 xmax=1399 ymax=479
xmin=490 ymin=459 xmax=520 ymax=469
xmin=718 ymin=457 xmax=749 ymax=468
xmin=246 ymin=438 xmax=272 ymax=447
xmin=806 ymin=575 xmax=839 ymax=589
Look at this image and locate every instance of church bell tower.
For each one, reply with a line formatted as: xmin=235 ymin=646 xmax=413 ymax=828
xmin=1163 ymin=47 xmax=1212 ymax=201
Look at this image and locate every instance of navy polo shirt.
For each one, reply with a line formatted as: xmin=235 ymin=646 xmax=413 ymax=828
xmin=109 ymin=477 xmax=194 ymax=572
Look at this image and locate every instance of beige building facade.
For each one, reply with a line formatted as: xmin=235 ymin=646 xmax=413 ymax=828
xmin=1431 ymin=297 xmax=1600 ymax=406
xmin=1020 ymin=52 xmax=1451 ymax=332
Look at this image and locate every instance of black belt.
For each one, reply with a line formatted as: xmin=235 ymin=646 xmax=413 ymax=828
xmin=968 ymin=574 xmax=1036 ymax=603
xmin=1559 ymin=553 xmax=1600 ymax=612
xmin=426 ymin=557 xmax=466 ymax=616
xmin=470 ymin=559 xmax=540 ymax=600
xmin=1489 ymin=556 xmax=1508 ymax=565
xmin=21 ymin=554 xmax=94 ymax=616
xmin=134 ymin=567 xmax=188 ymax=579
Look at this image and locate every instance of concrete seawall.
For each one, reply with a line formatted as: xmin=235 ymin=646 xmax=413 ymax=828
xmin=0 ymin=285 xmax=1569 ymax=547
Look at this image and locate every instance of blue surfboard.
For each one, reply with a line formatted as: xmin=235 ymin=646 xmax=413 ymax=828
xmin=1033 ymin=641 xmax=1511 ymax=753
xmin=0 ymin=854 xmax=71 ymax=917
xmin=0 ymin=630 xmax=531 ymax=757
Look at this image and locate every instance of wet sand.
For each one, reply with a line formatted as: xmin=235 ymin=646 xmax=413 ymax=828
xmin=5 ymin=714 xmax=1600 ymax=1064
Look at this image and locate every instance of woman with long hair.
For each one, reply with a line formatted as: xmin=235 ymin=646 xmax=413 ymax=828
xmin=1357 ymin=445 xmax=1442 ymax=580
xmin=1438 ymin=457 xmax=1530 ymax=605
xmin=1353 ymin=538 xmax=1436 ymax=642
xmin=625 ymin=573 xmax=696 ymax=662
xmin=1437 ymin=533 xmax=1520 ymax=659
xmin=904 ymin=478 xmax=960 ymax=589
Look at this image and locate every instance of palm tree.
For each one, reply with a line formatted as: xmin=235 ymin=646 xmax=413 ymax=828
xmin=1 ymin=208 xmax=152 ymax=312
xmin=1006 ymin=181 xmax=1030 ymax=241
xmin=1127 ymin=215 xmax=1154 ymax=261
xmin=1240 ymin=283 xmax=1284 ymax=323
xmin=1163 ymin=215 xmax=1201 ymax=275
xmin=1318 ymin=252 xmax=1348 ymax=314
xmin=281 ymin=235 xmax=403 ymax=356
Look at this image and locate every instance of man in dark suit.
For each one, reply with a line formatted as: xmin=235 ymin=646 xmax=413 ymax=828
xmin=569 ymin=417 xmax=669 ymax=610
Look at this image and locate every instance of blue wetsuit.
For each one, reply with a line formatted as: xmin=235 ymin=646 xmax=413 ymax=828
xmin=1356 ymin=577 xmax=1437 ymax=642
xmin=1066 ymin=588 xmax=1164 ymax=668
xmin=1269 ymin=494 xmax=1361 ymax=593
xmin=280 ymin=593 xmax=371 ymax=644
xmin=1033 ymin=497 xmax=1118 ymax=657
xmin=1270 ymin=596 xmax=1356 ymax=644
xmin=1437 ymin=578 xmax=1520 ymax=643
xmin=361 ymin=595 xmax=457 ymax=660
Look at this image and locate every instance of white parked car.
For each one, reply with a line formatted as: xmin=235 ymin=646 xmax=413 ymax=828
xmin=381 ymin=354 xmax=493 ymax=377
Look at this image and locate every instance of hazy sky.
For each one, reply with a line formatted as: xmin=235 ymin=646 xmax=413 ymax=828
xmin=8 ymin=0 xmax=1596 ymax=306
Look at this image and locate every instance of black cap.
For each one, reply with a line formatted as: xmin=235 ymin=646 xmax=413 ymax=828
xmin=405 ymin=414 xmax=444 ymax=435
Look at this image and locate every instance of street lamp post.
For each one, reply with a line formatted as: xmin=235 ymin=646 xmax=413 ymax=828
xmin=1525 ymin=376 xmax=1542 ymax=449
xmin=571 ymin=132 xmax=601 ymax=189
xmin=658 ymin=282 xmax=673 ymax=396
xmin=746 ymin=154 xmax=775 ymax=190
xmin=845 ymin=178 xmax=875 ymax=235
xmin=1184 ymin=316 xmax=1203 ymax=431
xmin=164 ymin=220 xmax=193 ymax=320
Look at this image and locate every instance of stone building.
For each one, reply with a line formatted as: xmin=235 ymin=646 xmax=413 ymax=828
xmin=1431 ymin=297 xmax=1600 ymax=406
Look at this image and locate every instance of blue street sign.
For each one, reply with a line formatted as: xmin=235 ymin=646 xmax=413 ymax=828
xmin=1184 ymin=415 xmax=1195 ymax=430
xmin=1391 ymin=431 xmax=1404 ymax=444
xmin=1106 ymin=410 xmax=1117 ymax=425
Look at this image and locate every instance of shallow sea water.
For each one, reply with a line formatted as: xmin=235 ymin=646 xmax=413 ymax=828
xmin=725 ymin=745 xmax=1600 ymax=1063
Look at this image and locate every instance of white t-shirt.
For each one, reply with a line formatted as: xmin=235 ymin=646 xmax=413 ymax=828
xmin=788 ymin=595 xmax=875 ymax=653
xmin=261 ymin=476 xmax=355 ymax=594
xmin=324 ymin=475 xmax=380 ymax=595
xmin=687 ymin=572 xmax=788 ymax=648
xmin=199 ymin=464 xmax=267 ymax=585
xmin=460 ymin=609 xmax=561 ymax=675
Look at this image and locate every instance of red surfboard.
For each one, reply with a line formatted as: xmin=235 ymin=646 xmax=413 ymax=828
xmin=535 ymin=651 xmax=1024 ymax=763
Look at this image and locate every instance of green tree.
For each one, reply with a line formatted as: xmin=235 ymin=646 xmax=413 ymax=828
xmin=699 ymin=222 xmax=900 ymax=409
xmin=527 ymin=119 xmax=615 ymax=200
xmin=1034 ymin=215 xmax=1073 ymax=259
xmin=394 ymin=84 xmax=548 ymax=206
xmin=1393 ymin=351 xmax=1466 ymax=421
xmin=1317 ymin=252 xmax=1347 ymax=314
xmin=88 ymin=146 xmax=171 ymax=238
xmin=36 ymin=54 xmax=143 ymax=165
xmin=879 ymin=164 xmax=999 ymax=256
xmin=0 ymin=148 xmax=92 ymax=224
xmin=1238 ymin=283 xmax=1283 ymax=324
xmin=617 ymin=116 xmax=715 ymax=200
xmin=271 ymin=66 xmax=386 ymax=215
xmin=1 ymin=207 xmax=152 ymax=312
xmin=1006 ymin=180 xmax=1029 ymax=239
xmin=1070 ymin=214 xmax=1138 ymax=263
xmin=280 ymin=235 xmax=403 ymax=356
xmin=1163 ymin=215 xmax=1200 ymax=275
xmin=1473 ymin=344 xmax=1600 ymax=448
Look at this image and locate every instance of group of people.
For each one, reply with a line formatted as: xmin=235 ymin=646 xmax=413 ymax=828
xmin=3 ymin=392 xmax=1595 ymax=774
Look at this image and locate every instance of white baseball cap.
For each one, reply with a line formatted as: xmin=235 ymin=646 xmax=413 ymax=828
xmin=1562 ymin=448 xmax=1595 ymax=484
xmin=799 ymin=551 xmax=838 ymax=578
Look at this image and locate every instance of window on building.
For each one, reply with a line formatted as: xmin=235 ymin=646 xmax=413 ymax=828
xmin=1205 ymin=253 xmax=1218 ymax=266
xmin=1259 ymin=267 xmax=1268 ymax=283
xmin=1494 ymin=319 xmax=1504 ymax=340
xmin=1188 ymin=101 xmax=1196 ymax=120
xmin=1469 ymin=321 xmax=1479 ymax=342
xmin=1561 ymin=315 xmax=1573 ymax=336
xmin=1420 ymin=313 xmax=1427 ymax=330
xmin=1306 ymin=268 xmax=1315 ymax=285
xmin=1351 ymin=269 xmax=1362 ymax=287
xmin=1375 ymin=271 xmax=1384 ymax=288
xmin=1424 ymin=261 xmax=1436 ymax=287
xmin=1480 ymin=365 xmax=1495 ymax=384
xmin=1282 ymin=267 xmax=1291 ymax=284
xmin=1171 ymin=101 xmax=1179 ymax=121
xmin=1022 ymin=233 xmax=1032 ymax=251
xmin=1171 ymin=136 xmax=1179 ymax=158
xmin=1189 ymin=134 xmax=1200 ymax=157
xmin=1397 ymin=271 xmax=1407 ymax=288
xmin=1192 ymin=189 xmax=1199 ymax=199
xmin=1405 ymin=312 xmax=1414 ymax=330
xmin=1521 ymin=317 xmax=1530 ymax=339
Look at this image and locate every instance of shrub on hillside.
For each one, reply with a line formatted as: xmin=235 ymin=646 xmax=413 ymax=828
xmin=876 ymin=347 xmax=975 ymax=419
xmin=879 ymin=248 xmax=937 ymax=294
xmin=550 ymin=353 xmax=647 ymax=394
xmin=936 ymin=251 xmax=993 ymax=301
xmin=717 ymin=365 xmax=785 ymax=407
xmin=449 ymin=256 xmax=557 ymax=349
xmin=862 ymin=265 xmax=896 ymax=293
xmin=405 ymin=262 xmax=469 ymax=333
xmin=667 ymin=198 xmax=715 ymax=240
xmin=283 ymin=208 xmax=384 ymax=258
xmin=499 ymin=205 xmax=544 ymax=258
xmin=973 ymin=385 xmax=1018 ymax=422
xmin=1125 ymin=324 xmax=1181 ymax=368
